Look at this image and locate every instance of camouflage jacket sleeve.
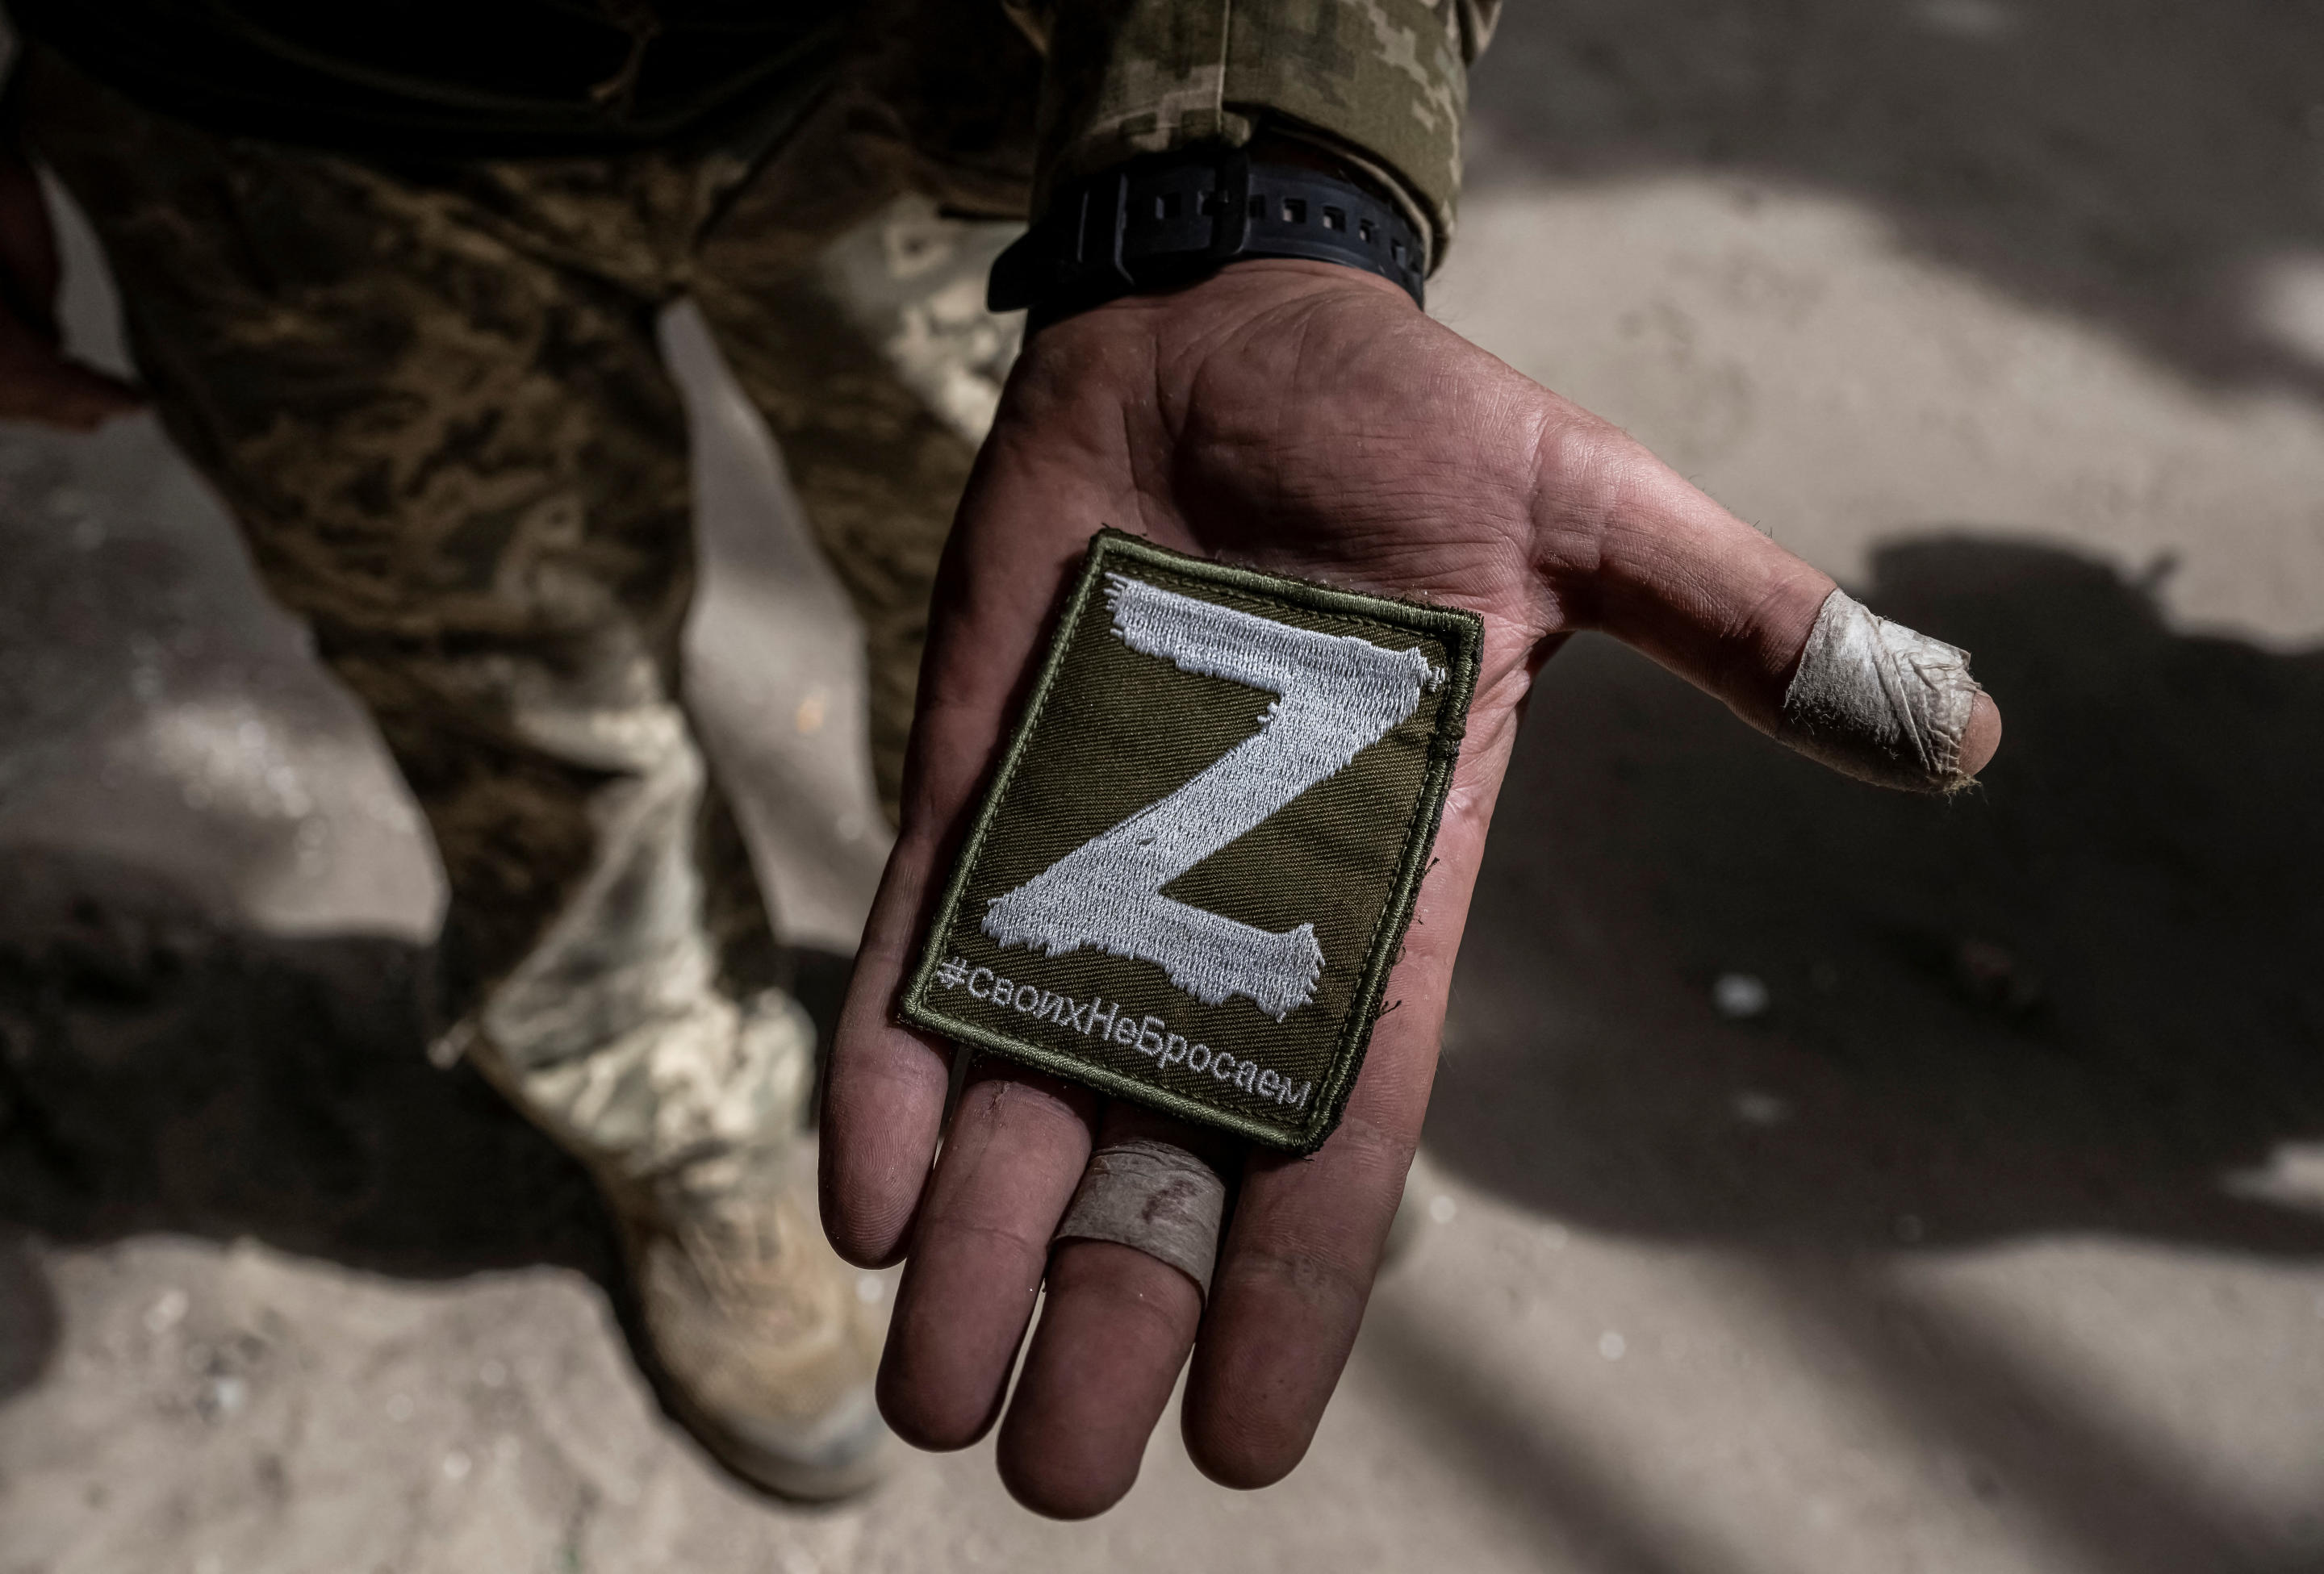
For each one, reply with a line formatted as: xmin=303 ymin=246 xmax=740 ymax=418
xmin=1007 ymin=0 xmax=1500 ymax=266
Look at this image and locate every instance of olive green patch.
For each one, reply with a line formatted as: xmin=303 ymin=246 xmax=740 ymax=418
xmin=899 ymin=529 xmax=1481 ymax=1154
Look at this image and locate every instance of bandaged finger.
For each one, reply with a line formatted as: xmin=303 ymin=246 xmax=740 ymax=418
xmin=1778 ymin=588 xmax=1986 ymax=793
xmin=1054 ymin=1138 xmax=1229 ymax=1296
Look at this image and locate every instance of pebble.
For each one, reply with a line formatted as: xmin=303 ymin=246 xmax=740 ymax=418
xmin=201 ymin=1376 xmax=246 ymax=1422
xmin=143 ymin=1288 xmax=189 ymax=1336
xmin=1712 ymin=972 xmax=1771 ymax=1019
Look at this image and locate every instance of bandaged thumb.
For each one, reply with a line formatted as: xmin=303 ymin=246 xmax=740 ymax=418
xmin=1777 ymin=588 xmax=1987 ymax=793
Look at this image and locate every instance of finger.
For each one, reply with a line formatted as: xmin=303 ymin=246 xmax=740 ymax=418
xmin=1001 ymin=1241 xmax=1198 ymax=1517
xmin=1181 ymin=1006 xmax=1437 ymax=1487
xmin=997 ymin=1108 xmax=1227 ymax=1518
xmin=1181 ymin=744 xmax=1504 ymax=1488
xmin=874 ymin=1058 xmax=1097 ymax=1450
xmin=819 ymin=520 xmax=1095 ymax=1266
xmin=817 ymin=837 xmax=955 ymax=1267
xmin=1528 ymin=404 xmax=2002 ymax=784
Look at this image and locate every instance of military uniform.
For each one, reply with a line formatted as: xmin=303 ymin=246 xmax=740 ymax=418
xmin=7 ymin=0 xmax=1497 ymax=1496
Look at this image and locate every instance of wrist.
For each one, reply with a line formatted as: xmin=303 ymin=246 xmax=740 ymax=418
xmin=989 ymin=144 xmax=1427 ymax=332
xmin=1239 ymin=128 xmax=1433 ymax=257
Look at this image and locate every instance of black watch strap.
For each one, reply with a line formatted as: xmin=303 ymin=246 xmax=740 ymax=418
xmin=989 ymin=148 xmax=1427 ymax=324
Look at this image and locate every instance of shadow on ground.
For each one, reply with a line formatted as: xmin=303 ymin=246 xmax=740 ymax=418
xmin=1470 ymin=0 xmax=2324 ymax=397
xmin=1399 ymin=537 xmax=2324 ymax=1574
xmin=0 ymin=852 xmax=614 ymax=1284
xmin=0 ymin=852 xmax=613 ymax=1403
xmin=0 ymin=845 xmax=867 ymax=1400
xmin=1431 ymin=536 xmax=2324 ymax=1257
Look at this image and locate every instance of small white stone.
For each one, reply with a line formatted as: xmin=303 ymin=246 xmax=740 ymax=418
xmin=205 ymin=1376 xmax=246 ymax=1420
xmin=442 ymin=1451 xmax=471 ymax=1482
xmin=1712 ymin=973 xmax=1770 ymax=1019
xmin=143 ymin=1288 xmax=189 ymax=1336
xmin=856 ymin=1274 xmax=887 ymax=1305
xmin=1428 ymin=1194 xmax=1458 ymax=1225
xmin=1598 ymin=1331 xmax=1628 ymax=1362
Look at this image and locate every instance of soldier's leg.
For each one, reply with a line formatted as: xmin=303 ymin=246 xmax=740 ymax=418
xmin=691 ymin=106 xmax=1026 ymax=824
xmin=22 ymin=56 xmax=884 ymax=1498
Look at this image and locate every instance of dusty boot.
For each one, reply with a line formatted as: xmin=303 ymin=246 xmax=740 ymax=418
xmin=621 ymin=1155 xmax=889 ymax=1501
xmin=461 ymin=971 xmax=890 ymax=1500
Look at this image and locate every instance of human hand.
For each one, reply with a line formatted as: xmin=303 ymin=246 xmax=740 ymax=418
xmin=821 ymin=259 xmax=2001 ymax=1516
xmin=0 ymin=132 xmax=140 ymax=428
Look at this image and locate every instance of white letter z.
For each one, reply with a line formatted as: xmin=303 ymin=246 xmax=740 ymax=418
xmin=982 ymin=575 xmax=1441 ymax=1021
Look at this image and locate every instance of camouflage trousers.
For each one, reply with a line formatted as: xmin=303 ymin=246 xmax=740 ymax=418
xmin=23 ymin=53 xmax=1024 ymax=1203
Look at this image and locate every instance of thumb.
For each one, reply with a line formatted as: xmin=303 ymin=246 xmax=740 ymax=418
xmin=1532 ymin=402 xmax=2002 ymax=791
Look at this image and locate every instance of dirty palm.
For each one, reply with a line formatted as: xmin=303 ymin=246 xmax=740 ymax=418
xmin=821 ymin=250 xmax=2000 ymax=1516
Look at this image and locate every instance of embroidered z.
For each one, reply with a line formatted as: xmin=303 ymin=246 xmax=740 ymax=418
xmin=901 ymin=528 xmax=1481 ymax=1154
xmin=981 ymin=575 xmax=1443 ymax=1021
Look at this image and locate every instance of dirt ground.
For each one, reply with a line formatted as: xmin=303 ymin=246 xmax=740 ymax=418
xmin=6 ymin=2 xmax=2324 ymax=1570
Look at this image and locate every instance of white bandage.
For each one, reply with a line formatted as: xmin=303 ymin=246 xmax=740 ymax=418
xmin=1778 ymin=589 xmax=1983 ymax=793
xmin=1053 ymin=1138 xmax=1229 ymax=1295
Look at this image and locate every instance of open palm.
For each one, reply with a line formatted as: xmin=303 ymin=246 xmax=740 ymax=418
xmin=819 ymin=260 xmax=1998 ymax=1516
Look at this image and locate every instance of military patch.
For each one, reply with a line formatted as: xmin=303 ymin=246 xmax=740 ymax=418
xmin=899 ymin=528 xmax=1482 ymax=1154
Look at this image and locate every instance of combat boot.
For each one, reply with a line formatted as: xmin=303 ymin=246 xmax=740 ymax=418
xmin=460 ymin=984 xmax=889 ymax=1500
xmin=619 ymin=1150 xmax=888 ymax=1500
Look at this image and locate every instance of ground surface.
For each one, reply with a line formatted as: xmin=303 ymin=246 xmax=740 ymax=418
xmin=7 ymin=3 xmax=2324 ymax=1570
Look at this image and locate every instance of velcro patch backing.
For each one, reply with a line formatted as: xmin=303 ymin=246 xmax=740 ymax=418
xmin=899 ymin=529 xmax=1482 ymax=1154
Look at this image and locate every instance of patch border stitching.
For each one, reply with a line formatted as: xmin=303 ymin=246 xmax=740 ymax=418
xmin=898 ymin=528 xmax=1484 ymax=1155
